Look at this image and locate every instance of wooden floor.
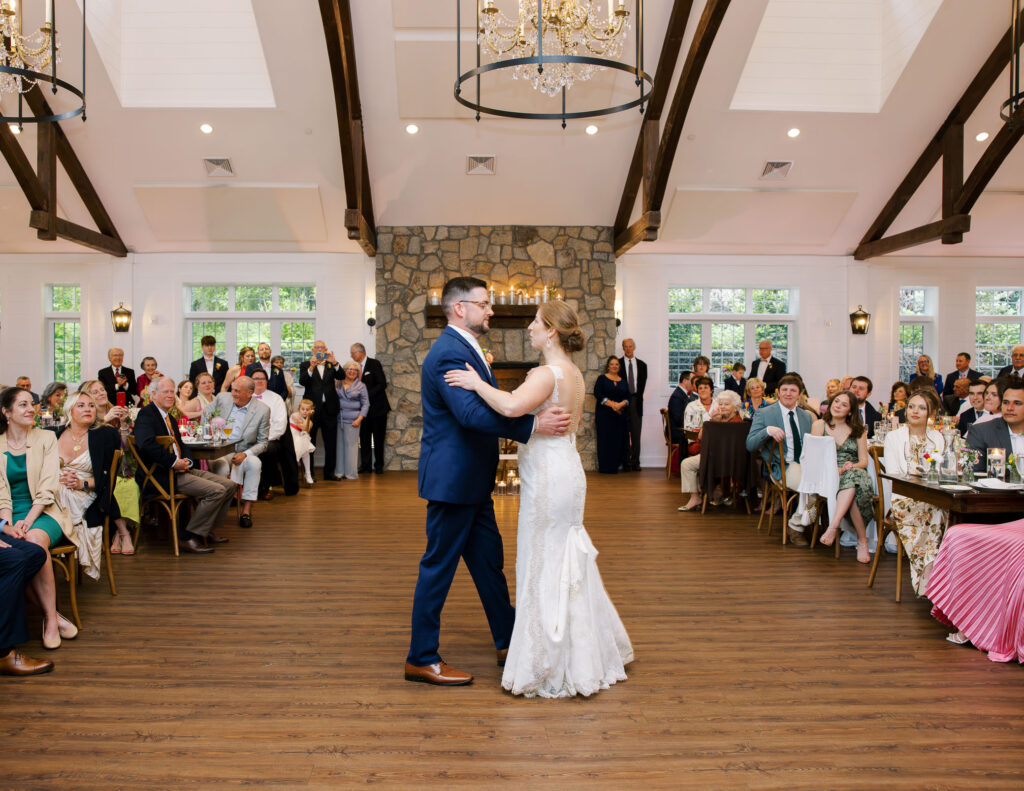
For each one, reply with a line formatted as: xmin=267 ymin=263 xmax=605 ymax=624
xmin=4 ymin=470 xmax=1024 ymax=790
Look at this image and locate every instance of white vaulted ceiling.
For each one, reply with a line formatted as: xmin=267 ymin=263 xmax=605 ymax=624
xmin=0 ymin=0 xmax=1022 ymax=257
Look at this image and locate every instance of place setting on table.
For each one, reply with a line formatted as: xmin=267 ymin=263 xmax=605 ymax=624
xmin=176 ymin=416 xmax=238 ymax=461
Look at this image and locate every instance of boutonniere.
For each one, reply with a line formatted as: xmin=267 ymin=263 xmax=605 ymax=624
xmin=215 ymin=363 xmax=222 ymax=370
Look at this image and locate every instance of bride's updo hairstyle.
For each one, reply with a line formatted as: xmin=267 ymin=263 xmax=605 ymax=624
xmin=537 ymin=301 xmax=585 ymax=353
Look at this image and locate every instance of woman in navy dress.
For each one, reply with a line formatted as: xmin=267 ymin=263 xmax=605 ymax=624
xmin=594 ymin=357 xmax=630 ymax=474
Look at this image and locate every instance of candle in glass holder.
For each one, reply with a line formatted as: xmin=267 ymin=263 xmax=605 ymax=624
xmin=987 ymin=448 xmax=1006 ymax=479
xmin=497 ymin=480 xmax=507 ymax=496
xmin=430 ymin=290 xmax=440 ymax=306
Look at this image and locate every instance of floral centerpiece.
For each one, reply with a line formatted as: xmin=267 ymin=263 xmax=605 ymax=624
xmin=921 ymin=451 xmax=939 ymax=482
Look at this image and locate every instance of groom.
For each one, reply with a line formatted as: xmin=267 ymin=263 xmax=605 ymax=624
xmin=405 ymin=276 xmax=570 ymax=685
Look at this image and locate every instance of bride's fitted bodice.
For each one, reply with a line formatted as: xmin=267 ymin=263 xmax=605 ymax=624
xmin=527 ymin=364 xmax=585 ymax=447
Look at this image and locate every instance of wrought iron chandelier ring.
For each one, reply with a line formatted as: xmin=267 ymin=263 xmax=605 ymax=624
xmin=0 ymin=64 xmax=85 ymax=124
xmin=455 ymin=55 xmax=653 ymax=122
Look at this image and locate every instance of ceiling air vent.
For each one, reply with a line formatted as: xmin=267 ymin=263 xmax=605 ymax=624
xmin=760 ymin=160 xmax=792 ymax=180
xmin=203 ymin=157 xmax=234 ymax=177
xmin=467 ymin=155 xmax=496 ymax=175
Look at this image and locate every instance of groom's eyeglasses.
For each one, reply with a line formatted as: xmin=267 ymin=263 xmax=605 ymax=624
xmin=459 ymin=300 xmax=491 ymax=310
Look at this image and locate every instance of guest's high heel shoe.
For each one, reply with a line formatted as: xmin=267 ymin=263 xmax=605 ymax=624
xmin=56 ymin=612 xmax=78 ymax=640
xmin=41 ymin=624 xmax=60 ymax=650
xmin=110 ymin=532 xmax=122 ymax=555
xmin=118 ymin=531 xmax=135 ymax=556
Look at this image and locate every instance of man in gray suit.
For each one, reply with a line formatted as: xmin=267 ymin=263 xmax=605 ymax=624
xmin=203 ymin=376 xmax=270 ymax=528
xmin=967 ymin=375 xmax=1024 ymax=473
xmin=746 ymin=373 xmax=815 ymax=546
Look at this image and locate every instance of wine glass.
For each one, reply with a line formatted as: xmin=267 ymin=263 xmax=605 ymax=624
xmin=223 ymin=426 xmax=234 ymax=439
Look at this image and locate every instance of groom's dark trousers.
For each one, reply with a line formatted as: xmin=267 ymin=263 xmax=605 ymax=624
xmin=408 ymin=325 xmax=534 ymax=667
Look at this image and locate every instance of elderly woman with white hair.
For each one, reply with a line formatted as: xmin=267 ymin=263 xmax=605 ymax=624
xmin=678 ymin=389 xmax=744 ymax=511
xmin=333 ymin=360 xmax=369 ymax=480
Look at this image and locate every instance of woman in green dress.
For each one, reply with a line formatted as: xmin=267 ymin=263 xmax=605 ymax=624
xmin=811 ymin=390 xmax=874 ymax=563
xmin=0 ymin=387 xmax=76 ymax=649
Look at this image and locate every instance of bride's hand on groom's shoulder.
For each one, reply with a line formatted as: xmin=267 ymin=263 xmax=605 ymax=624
xmin=445 ymin=363 xmax=482 ymax=391
xmin=534 ymin=406 xmax=570 ymax=436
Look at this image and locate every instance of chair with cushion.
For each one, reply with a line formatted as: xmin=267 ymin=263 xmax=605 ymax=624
xmin=660 ymin=408 xmax=678 ymax=479
xmin=866 ymin=445 xmax=904 ymax=601
xmin=124 ymin=435 xmax=192 ymax=557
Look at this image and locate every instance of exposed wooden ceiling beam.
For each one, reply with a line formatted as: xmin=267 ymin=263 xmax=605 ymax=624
xmin=614 ymin=0 xmax=732 ymax=257
xmin=855 ymin=9 xmax=1024 ymax=259
xmin=0 ymin=123 xmax=47 ymax=211
xmin=854 ymin=215 xmax=971 ymax=261
xmin=319 ymin=0 xmax=376 ymax=257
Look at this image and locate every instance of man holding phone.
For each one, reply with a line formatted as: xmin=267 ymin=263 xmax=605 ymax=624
xmin=298 ymin=340 xmax=341 ymax=480
xmin=98 ymin=348 xmax=139 ymax=406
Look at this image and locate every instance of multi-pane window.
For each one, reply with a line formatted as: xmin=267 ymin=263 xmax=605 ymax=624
xmin=184 ymin=284 xmax=316 ymax=373
xmin=898 ymin=287 xmax=934 ymax=382
xmin=667 ymin=287 xmax=796 ymax=386
xmin=975 ymin=288 xmax=1024 ymax=378
xmin=45 ymin=284 xmax=82 ymax=384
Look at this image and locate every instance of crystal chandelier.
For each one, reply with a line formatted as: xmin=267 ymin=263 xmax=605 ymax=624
xmin=455 ymin=0 xmax=651 ymax=125
xmin=1 ymin=0 xmax=86 ymax=125
xmin=479 ymin=0 xmax=630 ymax=97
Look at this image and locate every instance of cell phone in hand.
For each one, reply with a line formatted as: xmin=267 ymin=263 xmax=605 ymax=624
xmin=316 ymin=352 xmax=327 ymax=361
xmin=116 ymin=392 xmax=127 ymax=407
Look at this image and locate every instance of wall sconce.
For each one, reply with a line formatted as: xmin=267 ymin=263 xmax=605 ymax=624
xmin=366 ymin=301 xmax=377 ymax=331
xmin=614 ymin=299 xmax=622 ymax=328
xmin=849 ymin=305 xmax=870 ymax=335
xmin=110 ymin=303 xmax=132 ymax=333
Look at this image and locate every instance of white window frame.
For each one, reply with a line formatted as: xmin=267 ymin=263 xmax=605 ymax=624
xmin=44 ymin=283 xmax=82 ymax=386
xmin=897 ymin=286 xmax=937 ymax=383
xmin=183 ymin=284 xmax=317 ymax=373
xmin=667 ymin=287 xmax=798 ymax=387
xmin=974 ymin=287 xmax=1024 ymax=379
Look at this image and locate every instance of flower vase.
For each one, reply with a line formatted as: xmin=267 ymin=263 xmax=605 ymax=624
xmin=1009 ymin=464 xmax=1022 ymax=484
xmin=926 ymin=461 xmax=939 ymax=483
xmin=961 ymin=463 xmax=975 ymax=484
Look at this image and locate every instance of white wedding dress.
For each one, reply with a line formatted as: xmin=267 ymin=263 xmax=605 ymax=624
xmin=502 ymin=364 xmax=634 ymax=698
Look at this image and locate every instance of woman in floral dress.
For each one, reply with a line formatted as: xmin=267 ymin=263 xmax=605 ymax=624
xmin=882 ymin=391 xmax=947 ymax=594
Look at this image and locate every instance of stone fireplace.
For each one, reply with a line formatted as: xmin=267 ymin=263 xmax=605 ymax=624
xmin=375 ymin=225 xmax=616 ymax=471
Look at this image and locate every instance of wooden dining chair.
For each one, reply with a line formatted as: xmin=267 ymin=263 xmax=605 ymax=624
xmin=101 ymin=449 xmax=123 ymax=596
xmin=809 ymin=501 xmax=841 ymax=559
xmin=660 ymin=408 xmax=678 ymax=479
xmin=757 ymin=437 xmax=799 ymax=543
xmin=866 ymin=445 xmax=904 ymax=602
xmin=48 ymin=541 xmax=80 ymax=629
xmin=124 ymin=435 xmax=192 ymax=557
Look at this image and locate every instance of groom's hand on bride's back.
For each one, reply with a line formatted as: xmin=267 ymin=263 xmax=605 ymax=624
xmin=534 ymin=406 xmax=570 ymax=436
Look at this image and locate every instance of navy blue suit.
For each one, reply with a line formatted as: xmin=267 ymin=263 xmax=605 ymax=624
xmin=0 ymin=537 xmax=46 ymax=654
xmin=408 ymin=326 xmax=534 ymax=667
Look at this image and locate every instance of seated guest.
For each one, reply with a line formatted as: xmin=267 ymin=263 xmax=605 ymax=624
xmin=80 ymin=379 xmax=129 ymax=429
xmin=684 ymin=376 xmax=715 ymax=430
xmin=290 ymin=400 xmax=316 ymax=485
xmin=968 ymin=380 xmax=1003 ymax=434
xmin=743 ymin=377 xmax=772 ymax=414
xmin=0 ymin=387 xmax=77 ymax=649
xmin=39 ymin=381 xmax=67 ymax=420
xmin=958 ymin=380 xmax=990 ymax=437
xmin=594 ymin=357 xmax=629 ymax=474
xmin=811 ymin=391 xmax=873 ymax=563
xmin=849 ymin=376 xmax=882 ymax=437
xmin=996 ymin=345 xmax=1024 ymax=378
xmin=98 ymin=347 xmax=138 ymax=406
xmin=968 ymin=375 xmax=1024 ymax=472
xmin=750 ymin=340 xmax=785 ymax=396
xmin=883 ymin=391 xmax=947 ymax=594
xmin=189 ymin=335 xmax=229 ymax=393
xmin=678 ymin=390 xmax=743 ymax=511
xmin=250 ymin=369 xmax=298 ymax=499
xmin=183 ymin=372 xmax=217 ymax=421
xmin=221 ymin=347 xmax=256 ymax=394
xmin=888 ymin=381 xmax=909 ymax=415
xmin=56 ymin=391 xmax=136 ymax=562
xmin=203 ymin=377 xmax=270 ymax=528
xmin=746 ymin=374 xmax=814 ymax=546
xmin=14 ymin=377 xmax=39 ymax=406
xmin=136 ymin=357 xmax=163 ymax=400
xmin=245 ymin=343 xmax=289 ymax=400
xmin=926 ymin=516 xmax=1024 ymax=663
xmin=667 ymin=371 xmax=694 ymax=445
xmin=133 ymin=377 xmax=235 ymax=554
xmin=723 ymin=362 xmax=746 ymax=396
xmin=334 ymin=361 xmax=369 ymax=480
xmin=942 ymin=352 xmax=981 ymax=397
xmin=909 ymin=354 xmax=943 ymax=394
xmin=942 ymin=377 xmax=971 ymax=417
xmin=175 ymin=380 xmax=195 ymax=416
xmin=272 ymin=355 xmax=295 ymax=411
xmin=823 ymin=378 xmax=841 ymax=404
xmin=0 ymin=534 xmax=53 ymax=676
xmin=691 ymin=355 xmax=712 ymax=387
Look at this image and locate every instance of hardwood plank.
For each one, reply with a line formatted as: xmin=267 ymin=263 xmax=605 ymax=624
xmin=4 ymin=471 xmax=1023 ymax=789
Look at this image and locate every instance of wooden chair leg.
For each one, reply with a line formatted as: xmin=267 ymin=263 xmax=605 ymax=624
xmin=701 ymin=492 xmax=708 ymax=515
xmin=103 ymin=518 xmax=118 ymax=596
xmin=67 ymin=548 xmax=81 ymax=629
xmin=757 ymin=486 xmax=769 ymax=531
xmin=867 ymin=526 xmax=884 ymax=588
xmin=895 ymin=536 xmax=903 ymax=603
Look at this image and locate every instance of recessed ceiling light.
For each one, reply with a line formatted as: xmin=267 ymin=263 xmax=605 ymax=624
xmin=976 ymin=131 xmax=990 ymax=142
xmin=787 ymin=127 xmax=800 ymax=138
xmin=9 ymin=123 xmax=20 ymax=135
xmin=405 ymin=124 xmax=419 ymax=135
xmin=585 ymin=124 xmax=599 ymax=135
xmin=200 ymin=123 xmax=214 ymax=134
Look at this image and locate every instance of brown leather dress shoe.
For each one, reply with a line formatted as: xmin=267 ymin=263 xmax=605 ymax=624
xmin=206 ymin=533 xmax=229 ymax=545
xmin=786 ymin=526 xmax=810 ymax=547
xmin=181 ymin=537 xmax=215 ymax=554
xmin=0 ymin=649 xmax=54 ymax=676
xmin=496 ymin=648 xmax=508 ymax=667
xmin=404 ymin=661 xmax=473 ymax=686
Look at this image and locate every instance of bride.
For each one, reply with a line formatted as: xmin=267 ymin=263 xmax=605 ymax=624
xmin=445 ymin=300 xmax=633 ymax=698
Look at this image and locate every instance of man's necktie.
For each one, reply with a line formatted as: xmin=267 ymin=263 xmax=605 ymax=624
xmin=627 ymin=360 xmax=635 ymax=394
xmin=788 ymin=410 xmax=802 ymax=460
xmin=165 ymin=414 xmax=183 ymax=458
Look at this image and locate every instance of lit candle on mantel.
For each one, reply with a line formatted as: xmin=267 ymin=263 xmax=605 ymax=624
xmin=489 ymin=283 xmax=495 ymax=304
xmin=430 ymin=290 xmax=439 ymax=305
